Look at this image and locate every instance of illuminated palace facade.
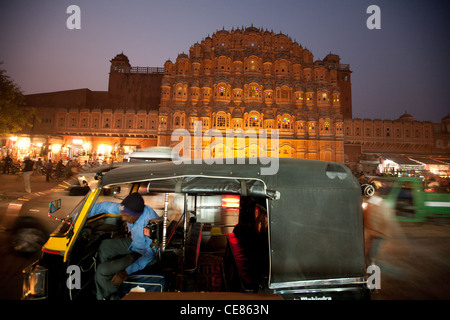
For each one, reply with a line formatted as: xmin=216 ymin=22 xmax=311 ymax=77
xmin=157 ymin=26 xmax=351 ymax=162
xmin=8 ymin=26 xmax=449 ymax=170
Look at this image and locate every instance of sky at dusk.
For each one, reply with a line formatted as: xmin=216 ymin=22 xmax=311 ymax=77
xmin=1 ymin=0 xmax=449 ymax=123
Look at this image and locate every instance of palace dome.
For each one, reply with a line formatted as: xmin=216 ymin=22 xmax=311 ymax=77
xmin=398 ymin=113 xmax=414 ymax=122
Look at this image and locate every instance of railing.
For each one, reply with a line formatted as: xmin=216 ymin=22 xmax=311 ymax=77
xmin=326 ymin=63 xmax=350 ymax=71
xmin=111 ymin=66 xmax=165 ymax=74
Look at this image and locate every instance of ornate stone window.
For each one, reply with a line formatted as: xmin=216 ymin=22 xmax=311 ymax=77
xmin=247 ymin=111 xmax=261 ymax=128
xmin=173 ymin=112 xmax=185 ymax=129
xmin=249 ymin=85 xmax=259 ymax=98
xmin=217 ymin=115 xmax=226 ymax=127
xmin=278 ymin=115 xmax=292 ymax=129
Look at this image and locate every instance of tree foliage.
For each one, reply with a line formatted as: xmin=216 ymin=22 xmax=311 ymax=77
xmin=0 ymin=63 xmax=36 ymax=134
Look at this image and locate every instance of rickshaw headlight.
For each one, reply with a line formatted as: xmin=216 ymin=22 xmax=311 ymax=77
xmin=22 ymin=263 xmax=48 ymax=300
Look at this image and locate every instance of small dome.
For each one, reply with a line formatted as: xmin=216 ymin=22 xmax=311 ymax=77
xmin=442 ymin=114 xmax=450 ymax=123
xmin=399 ymin=112 xmax=414 ymax=121
xmin=110 ymin=52 xmax=130 ymax=68
xmin=245 ymin=24 xmax=260 ymax=33
xmin=111 ymin=52 xmax=129 ymax=62
xmin=176 ymin=53 xmax=189 ymax=61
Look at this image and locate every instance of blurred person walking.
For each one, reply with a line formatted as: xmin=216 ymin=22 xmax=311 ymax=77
xmin=21 ymin=156 xmax=34 ymax=193
xmin=46 ymin=160 xmax=53 ymax=182
xmin=363 ymin=185 xmax=394 ymax=266
xmin=35 ymin=158 xmax=43 ymax=175
xmin=2 ymin=155 xmax=12 ymax=174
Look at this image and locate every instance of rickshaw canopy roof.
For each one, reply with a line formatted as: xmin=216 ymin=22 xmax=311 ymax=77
xmin=100 ymin=158 xmax=358 ymax=197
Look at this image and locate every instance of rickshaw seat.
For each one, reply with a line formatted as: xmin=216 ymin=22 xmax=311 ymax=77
xmin=185 ymin=222 xmax=203 ymax=272
xmin=226 ymin=232 xmax=257 ymax=292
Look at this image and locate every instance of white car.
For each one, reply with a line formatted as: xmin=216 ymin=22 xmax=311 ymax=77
xmin=76 ymin=147 xmax=177 ymax=189
xmin=127 ymin=146 xmax=178 ymax=162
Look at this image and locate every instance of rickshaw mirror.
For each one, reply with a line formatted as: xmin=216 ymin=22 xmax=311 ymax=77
xmin=48 ymin=199 xmax=61 ymax=213
xmin=112 ymin=186 xmax=121 ymax=196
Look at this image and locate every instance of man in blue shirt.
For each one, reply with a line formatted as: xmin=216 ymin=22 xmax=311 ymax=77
xmin=90 ymin=193 xmax=159 ymax=300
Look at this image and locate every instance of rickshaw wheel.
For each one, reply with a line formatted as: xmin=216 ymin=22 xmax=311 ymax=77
xmin=12 ymin=227 xmax=47 ymax=253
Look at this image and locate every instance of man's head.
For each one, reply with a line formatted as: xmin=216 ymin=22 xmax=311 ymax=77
xmin=119 ymin=193 xmax=145 ymax=223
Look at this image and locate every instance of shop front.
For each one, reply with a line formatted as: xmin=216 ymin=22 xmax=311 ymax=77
xmin=59 ymin=136 xmax=156 ymax=164
xmin=381 ymin=156 xmax=425 ymax=177
xmin=410 ymin=157 xmax=450 ymax=178
xmin=1 ymin=134 xmax=157 ymax=165
xmin=1 ymin=135 xmax=48 ymax=162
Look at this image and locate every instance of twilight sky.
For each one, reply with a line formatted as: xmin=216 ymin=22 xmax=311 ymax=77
xmin=0 ymin=0 xmax=449 ymax=123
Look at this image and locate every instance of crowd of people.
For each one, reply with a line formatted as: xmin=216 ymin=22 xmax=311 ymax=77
xmin=1 ymin=156 xmax=101 ymax=176
xmin=1 ymin=155 xmax=103 ymax=193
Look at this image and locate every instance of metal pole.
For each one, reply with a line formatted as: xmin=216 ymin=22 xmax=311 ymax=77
xmin=183 ymin=193 xmax=188 ymax=265
xmin=162 ymin=192 xmax=169 ymax=250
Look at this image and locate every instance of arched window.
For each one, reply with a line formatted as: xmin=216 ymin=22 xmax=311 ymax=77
xmin=249 ymin=85 xmax=259 ymax=98
xmin=247 ymin=58 xmax=258 ymax=71
xmin=217 ymin=115 xmax=226 ymax=127
xmin=248 ymin=111 xmax=261 ymax=128
xmin=217 ymin=114 xmax=226 ymax=128
xmin=278 ymin=116 xmax=291 ymax=129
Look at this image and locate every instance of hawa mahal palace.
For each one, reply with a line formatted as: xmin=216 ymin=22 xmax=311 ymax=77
xmin=7 ymin=26 xmax=450 ymax=174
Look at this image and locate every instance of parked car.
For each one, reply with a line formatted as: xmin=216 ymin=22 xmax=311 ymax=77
xmin=127 ymin=146 xmax=177 ymax=162
xmin=23 ymin=158 xmax=369 ymax=300
xmin=72 ymin=147 xmax=177 ymax=194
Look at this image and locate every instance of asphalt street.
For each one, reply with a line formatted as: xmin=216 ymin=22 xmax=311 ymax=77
xmin=0 ymin=173 xmax=82 ymax=299
xmin=0 ymin=172 xmax=449 ymax=300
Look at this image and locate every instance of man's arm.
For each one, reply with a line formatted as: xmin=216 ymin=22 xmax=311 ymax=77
xmin=87 ymin=201 xmax=121 ymax=218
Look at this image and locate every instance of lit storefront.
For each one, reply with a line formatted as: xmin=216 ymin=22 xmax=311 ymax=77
xmin=381 ymin=156 xmax=424 ymax=176
xmin=379 ymin=156 xmax=449 ymax=177
xmin=1 ymin=135 xmax=47 ymax=161
xmin=410 ymin=157 xmax=450 ymax=177
xmin=56 ymin=137 xmax=141 ymax=164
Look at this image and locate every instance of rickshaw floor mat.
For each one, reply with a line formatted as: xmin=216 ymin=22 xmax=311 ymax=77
xmin=119 ymin=271 xmax=166 ymax=296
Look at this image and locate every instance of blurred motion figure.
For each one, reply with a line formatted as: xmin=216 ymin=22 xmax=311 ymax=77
xmin=363 ymin=183 xmax=394 ymax=266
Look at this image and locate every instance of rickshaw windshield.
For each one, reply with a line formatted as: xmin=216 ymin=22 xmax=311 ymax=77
xmin=51 ymin=192 xmax=91 ymax=237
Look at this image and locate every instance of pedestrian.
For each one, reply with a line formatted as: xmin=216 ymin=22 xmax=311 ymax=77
xmin=87 ymin=193 xmax=159 ymax=300
xmin=21 ymin=156 xmax=34 ymax=193
xmin=71 ymin=159 xmax=81 ymax=175
xmin=46 ymin=160 xmax=53 ymax=182
xmin=2 ymin=155 xmax=12 ymax=174
xmin=35 ymin=158 xmax=43 ymax=175
xmin=81 ymin=160 xmax=91 ymax=170
xmin=65 ymin=160 xmax=73 ymax=178
xmin=55 ymin=160 xmax=64 ymax=179
xmin=363 ymin=184 xmax=394 ymax=266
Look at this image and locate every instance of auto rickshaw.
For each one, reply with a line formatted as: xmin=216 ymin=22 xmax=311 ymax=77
xmin=368 ymin=176 xmax=450 ymax=222
xmin=22 ymin=158 xmax=369 ymax=300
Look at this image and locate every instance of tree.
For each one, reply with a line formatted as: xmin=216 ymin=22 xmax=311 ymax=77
xmin=0 ymin=63 xmax=36 ymax=134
